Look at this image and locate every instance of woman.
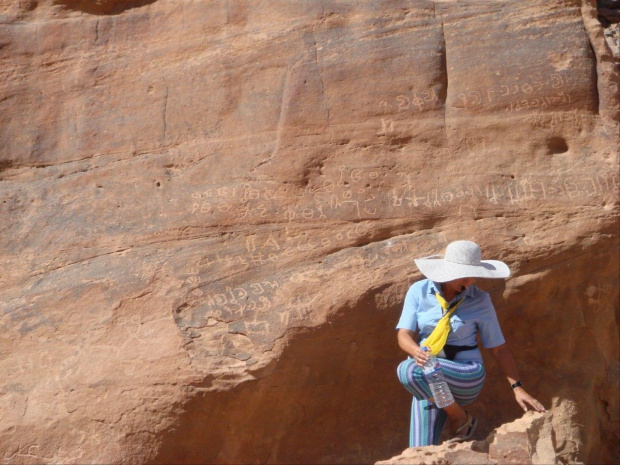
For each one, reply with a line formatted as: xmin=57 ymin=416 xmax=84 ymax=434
xmin=396 ymin=240 xmax=545 ymax=446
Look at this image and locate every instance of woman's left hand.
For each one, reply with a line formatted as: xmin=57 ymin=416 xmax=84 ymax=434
xmin=513 ymin=387 xmax=546 ymax=412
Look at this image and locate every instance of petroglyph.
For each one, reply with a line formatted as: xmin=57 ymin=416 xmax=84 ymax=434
xmin=378 ymin=86 xmax=442 ymax=114
xmin=454 ymin=73 xmax=573 ymax=110
xmin=1 ymin=443 xmax=45 ymax=463
xmin=175 ymin=230 xmax=450 ymax=348
xmin=189 ymin=168 xmax=618 ymax=228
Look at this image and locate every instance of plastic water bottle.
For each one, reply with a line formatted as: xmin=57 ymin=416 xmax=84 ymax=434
xmin=421 ymin=348 xmax=455 ymax=408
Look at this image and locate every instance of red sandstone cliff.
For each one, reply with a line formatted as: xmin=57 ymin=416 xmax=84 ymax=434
xmin=0 ymin=0 xmax=618 ymax=463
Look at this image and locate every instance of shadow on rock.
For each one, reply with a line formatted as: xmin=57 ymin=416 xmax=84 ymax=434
xmin=54 ymin=0 xmax=157 ymax=15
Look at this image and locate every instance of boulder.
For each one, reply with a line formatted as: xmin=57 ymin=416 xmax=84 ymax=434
xmin=377 ymin=411 xmax=562 ymax=465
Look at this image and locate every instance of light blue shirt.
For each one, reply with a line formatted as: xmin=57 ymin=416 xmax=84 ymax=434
xmin=396 ymin=279 xmax=505 ymax=363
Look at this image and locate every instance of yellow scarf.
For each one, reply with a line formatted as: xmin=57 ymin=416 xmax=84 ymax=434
xmin=420 ymin=292 xmax=463 ymax=356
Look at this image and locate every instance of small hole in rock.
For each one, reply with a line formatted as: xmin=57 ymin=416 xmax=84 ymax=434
xmin=547 ymin=137 xmax=569 ymax=155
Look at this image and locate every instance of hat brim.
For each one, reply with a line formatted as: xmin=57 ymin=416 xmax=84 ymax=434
xmin=414 ymin=257 xmax=511 ymax=283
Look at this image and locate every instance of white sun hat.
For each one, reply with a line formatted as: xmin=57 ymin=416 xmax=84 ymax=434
xmin=414 ymin=240 xmax=510 ymax=283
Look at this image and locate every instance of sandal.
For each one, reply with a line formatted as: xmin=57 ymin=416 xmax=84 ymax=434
xmin=446 ymin=411 xmax=478 ymax=443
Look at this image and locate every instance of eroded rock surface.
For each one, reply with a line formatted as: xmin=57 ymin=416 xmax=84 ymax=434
xmin=377 ymin=411 xmax=563 ymax=465
xmin=0 ymin=0 xmax=618 ymax=464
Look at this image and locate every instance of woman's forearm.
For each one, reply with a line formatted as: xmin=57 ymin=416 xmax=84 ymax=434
xmin=490 ymin=344 xmax=545 ymax=412
xmin=397 ymin=329 xmax=420 ymax=357
xmin=398 ymin=329 xmax=430 ymax=366
xmin=491 ymin=344 xmax=522 ymax=386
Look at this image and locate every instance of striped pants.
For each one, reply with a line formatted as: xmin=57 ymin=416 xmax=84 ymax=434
xmin=397 ymin=358 xmax=486 ymax=447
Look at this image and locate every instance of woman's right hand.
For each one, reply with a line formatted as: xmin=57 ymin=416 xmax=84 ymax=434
xmin=397 ymin=329 xmax=430 ymax=366
xmin=412 ymin=346 xmax=430 ymax=367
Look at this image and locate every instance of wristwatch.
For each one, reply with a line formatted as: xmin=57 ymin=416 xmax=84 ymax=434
xmin=511 ymin=380 xmax=524 ymax=390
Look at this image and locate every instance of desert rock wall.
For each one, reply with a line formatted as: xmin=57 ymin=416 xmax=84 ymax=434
xmin=0 ymin=0 xmax=618 ymax=464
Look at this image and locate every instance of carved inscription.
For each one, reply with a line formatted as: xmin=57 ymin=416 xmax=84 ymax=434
xmin=378 ymin=86 xmax=442 ymax=114
xmin=524 ymin=110 xmax=613 ymax=130
xmin=504 ymin=91 xmax=570 ymax=112
xmin=453 ymin=72 xmax=573 ymax=112
xmin=180 ymin=155 xmax=618 ymax=348
xmin=191 ymin=223 xmax=371 ymax=277
xmin=196 ymin=279 xmax=280 ymax=321
xmin=586 ymin=279 xmax=617 ymax=308
xmin=1 ymin=443 xmax=50 ymax=464
xmin=190 ymin=167 xmax=618 ymax=226
xmin=387 ymin=173 xmax=618 ymax=209
xmin=177 ymin=231 xmax=450 ymax=344
xmin=379 ymin=232 xmax=448 ymax=258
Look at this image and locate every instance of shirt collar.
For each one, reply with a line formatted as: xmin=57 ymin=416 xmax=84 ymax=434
xmin=428 ymin=281 xmax=441 ymax=295
xmin=429 ymin=280 xmax=475 ymax=301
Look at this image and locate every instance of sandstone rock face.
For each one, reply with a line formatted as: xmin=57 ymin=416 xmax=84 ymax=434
xmin=0 ymin=0 xmax=618 ymax=464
